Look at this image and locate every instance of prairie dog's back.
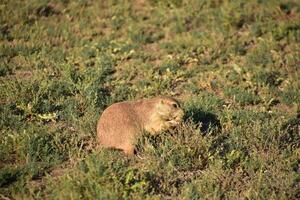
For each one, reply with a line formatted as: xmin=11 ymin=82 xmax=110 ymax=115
xmin=97 ymin=101 xmax=143 ymax=146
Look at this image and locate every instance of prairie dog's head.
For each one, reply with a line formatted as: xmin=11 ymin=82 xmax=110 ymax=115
xmin=154 ymin=96 xmax=184 ymax=126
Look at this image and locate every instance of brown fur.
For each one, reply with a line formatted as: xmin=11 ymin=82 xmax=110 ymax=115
xmin=97 ymin=96 xmax=184 ymax=155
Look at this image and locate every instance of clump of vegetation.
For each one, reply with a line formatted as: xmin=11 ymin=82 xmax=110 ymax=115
xmin=0 ymin=0 xmax=299 ymax=199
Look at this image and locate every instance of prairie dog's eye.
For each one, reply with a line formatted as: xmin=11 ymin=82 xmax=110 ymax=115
xmin=172 ymin=103 xmax=178 ymax=108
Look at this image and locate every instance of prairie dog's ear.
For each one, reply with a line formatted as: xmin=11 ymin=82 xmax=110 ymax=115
xmin=156 ymin=99 xmax=166 ymax=110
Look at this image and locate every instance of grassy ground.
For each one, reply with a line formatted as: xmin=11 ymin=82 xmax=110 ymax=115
xmin=0 ymin=0 xmax=300 ymax=199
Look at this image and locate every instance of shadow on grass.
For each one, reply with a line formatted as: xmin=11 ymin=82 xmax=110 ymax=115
xmin=184 ymin=108 xmax=221 ymax=134
xmin=279 ymin=113 xmax=300 ymax=149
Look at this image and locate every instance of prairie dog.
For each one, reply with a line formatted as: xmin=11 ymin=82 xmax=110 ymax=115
xmin=97 ymin=96 xmax=184 ymax=155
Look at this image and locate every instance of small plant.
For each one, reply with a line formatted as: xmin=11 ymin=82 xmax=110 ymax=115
xmin=224 ymin=87 xmax=261 ymax=106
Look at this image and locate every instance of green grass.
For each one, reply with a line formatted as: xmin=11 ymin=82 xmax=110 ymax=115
xmin=0 ymin=0 xmax=300 ymax=199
